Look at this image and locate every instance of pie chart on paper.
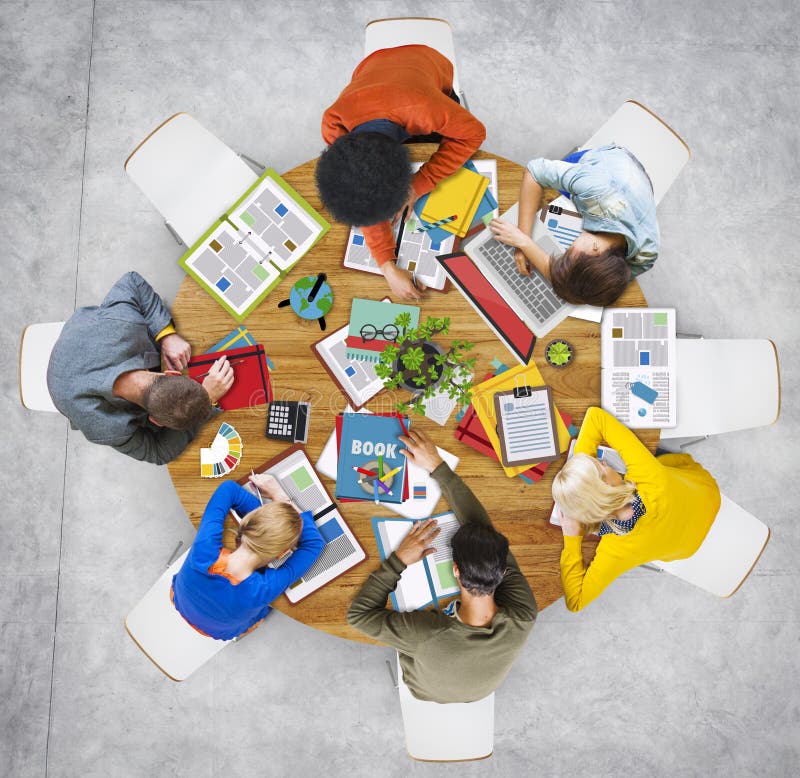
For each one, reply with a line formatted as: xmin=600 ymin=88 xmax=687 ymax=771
xmin=200 ymin=422 xmax=243 ymax=478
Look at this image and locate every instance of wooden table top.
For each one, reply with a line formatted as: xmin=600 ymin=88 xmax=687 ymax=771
xmin=168 ymin=145 xmax=655 ymax=643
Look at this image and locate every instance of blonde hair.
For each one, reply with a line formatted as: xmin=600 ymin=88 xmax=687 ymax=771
xmin=552 ymin=453 xmax=636 ymax=535
xmin=236 ymin=502 xmax=302 ymax=565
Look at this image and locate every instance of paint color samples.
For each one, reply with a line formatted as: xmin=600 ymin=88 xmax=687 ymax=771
xmin=200 ymin=422 xmax=243 ymax=478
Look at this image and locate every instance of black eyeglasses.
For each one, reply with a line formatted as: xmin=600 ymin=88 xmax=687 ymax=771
xmin=360 ymin=323 xmax=400 ymax=342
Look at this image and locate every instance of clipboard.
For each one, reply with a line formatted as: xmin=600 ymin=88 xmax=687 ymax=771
xmin=493 ymin=385 xmax=560 ymax=467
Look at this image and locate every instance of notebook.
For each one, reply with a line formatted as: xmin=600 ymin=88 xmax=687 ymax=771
xmin=345 ymin=298 xmax=420 ymax=362
xmin=241 ymin=445 xmax=366 ymax=603
xmin=420 ymin=166 xmax=489 ymax=238
xmin=187 ymin=343 xmax=273 ymax=410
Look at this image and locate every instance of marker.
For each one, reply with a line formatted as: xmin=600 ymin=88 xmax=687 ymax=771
xmin=416 ymin=214 xmax=457 ymax=232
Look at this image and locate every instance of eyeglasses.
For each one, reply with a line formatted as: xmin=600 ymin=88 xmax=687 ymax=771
xmin=360 ymin=323 xmax=400 ymax=342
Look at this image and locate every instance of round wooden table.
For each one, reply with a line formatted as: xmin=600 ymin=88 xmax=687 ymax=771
xmin=168 ymin=146 xmax=656 ymax=643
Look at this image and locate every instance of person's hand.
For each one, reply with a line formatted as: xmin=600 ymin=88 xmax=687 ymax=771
xmin=399 ymin=428 xmax=444 ymax=473
xmin=160 ymin=333 xmax=191 ymax=371
xmin=556 ymin=506 xmax=585 ymax=537
xmin=392 ymin=188 xmax=418 ymax=225
xmin=396 ymin=518 xmax=441 ymax=566
xmin=249 ymin=472 xmax=291 ymax=503
xmin=489 ymin=218 xmax=533 ymax=250
xmin=381 ymin=261 xmax=426 ymax=302
xmin=514 ymin=248 xmax=532 ymax=277
xmin=201 ymin=356 xmax=235 ymax=404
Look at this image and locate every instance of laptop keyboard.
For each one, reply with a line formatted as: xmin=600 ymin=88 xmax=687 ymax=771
xmin=476 ymin=238 xmax=565 ymax=321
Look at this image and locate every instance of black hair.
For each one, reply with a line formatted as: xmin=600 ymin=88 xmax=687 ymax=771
xmin=550 ymin=244 xmax=631 ymax=307
xmin=451 ymin=524 xmax=509 ymax=597
xmin=315 ymin=133 xmax=412 ymax=226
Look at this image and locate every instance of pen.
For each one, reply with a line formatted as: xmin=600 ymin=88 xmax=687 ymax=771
xmin=394 ymin=206 xmax=409 ymax=257
xmin=250 ymin=470 xmax=263 ymax=505
xmin=194 ymin=359 xmax=245 ymax=379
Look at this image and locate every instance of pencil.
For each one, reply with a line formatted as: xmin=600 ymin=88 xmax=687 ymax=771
xmin=194 ymin=359 xmax=246 ymax=379
xmin=354 ymin=466 xmax=377 ymax=477
xmin=415 ymin=214 xmax=457 ymax=233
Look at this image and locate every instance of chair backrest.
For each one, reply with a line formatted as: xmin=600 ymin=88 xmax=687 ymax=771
xmin=653 ymin=494 xmax=769 ymax=597
xmin=364 ymin=18 xmax=463 ymax=102
xmin=19 ymin=322 xmax=65 ymax=412
xmin=125 ymin=550 xmax=231 ymax=681
xmin=661 ymin=338 xmax=780 ymax=439
xmin=580 ymin=100 xmax=690 ymax=205
xmin=124 ymin=112 xmax=258 ymax=247
xmin=396 ymin=654 xmax=493 ymax=761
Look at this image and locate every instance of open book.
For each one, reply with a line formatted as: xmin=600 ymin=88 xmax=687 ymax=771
xmin=601 ymin=307 xmax=677 ymax=428
xmin=179 ymin=168 xmax=329 ymax=321
xmin=372 ymin=512 xmax=461 ymax=611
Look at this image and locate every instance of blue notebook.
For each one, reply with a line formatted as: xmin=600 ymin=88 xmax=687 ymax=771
xmin=335 ymin=412 xmax=409 ymax=504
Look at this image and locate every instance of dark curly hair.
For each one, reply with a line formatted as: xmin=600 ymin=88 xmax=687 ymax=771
xmin=451 ymin=524 xmax=509 ymax=597
xmin=315 ymin=133 xmax=412 ymax=226
xmin=550 ymin=244 xmax=631 ymax=306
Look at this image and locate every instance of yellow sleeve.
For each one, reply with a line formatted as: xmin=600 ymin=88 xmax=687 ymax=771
xmin=155 ymin=322 xmax=176 ymax=342
xmin=560 ymin=534 xmax=642 ymax=612
xmin=574 ymin=407 xmax=661 ymax=486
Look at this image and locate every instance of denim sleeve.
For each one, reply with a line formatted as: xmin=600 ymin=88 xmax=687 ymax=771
xmin=527 ymin=158 xmax=582 ymax=192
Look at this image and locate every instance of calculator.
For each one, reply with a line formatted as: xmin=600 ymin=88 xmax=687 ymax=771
xmin=265 ymin=401 xmax=310 ymax=443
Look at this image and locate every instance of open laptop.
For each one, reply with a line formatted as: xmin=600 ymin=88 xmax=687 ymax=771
xmin=462 ymin=203 xmax=574 ymax=338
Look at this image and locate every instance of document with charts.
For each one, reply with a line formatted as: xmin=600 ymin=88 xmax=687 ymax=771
xmin=241 ymin=445 xmax=365 ymax=603
xmin=179 ymin=169 xmax=329 ymax=322
xmin=371 ymin=512 xmax=461 ymax=611
xmin=601 ymin=308 xmax=677 ymax=428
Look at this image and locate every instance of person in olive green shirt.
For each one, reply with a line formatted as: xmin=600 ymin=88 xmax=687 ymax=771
xmin=347 ymin=428 xmax=537 ymax=703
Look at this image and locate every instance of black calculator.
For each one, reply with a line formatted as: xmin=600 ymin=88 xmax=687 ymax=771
xmin=265 ymin=401 xmax=310 ymax=443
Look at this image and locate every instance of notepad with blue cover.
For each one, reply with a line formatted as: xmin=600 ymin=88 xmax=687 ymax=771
xmin=207 ymin=326 xmax=257 ymax=352
xmin=344 ymin=298 xmax=420 ymax=362
xmin=335 ymin=412 xmax=409 ymax=504
xmin=371 ymin=512 xmax=461 ymax=611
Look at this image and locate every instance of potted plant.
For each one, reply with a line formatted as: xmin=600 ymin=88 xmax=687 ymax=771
xmin=374 ymin=314 xmax=475 ymax=415
xmin=544 ymin=338 xmax=574 ymax=368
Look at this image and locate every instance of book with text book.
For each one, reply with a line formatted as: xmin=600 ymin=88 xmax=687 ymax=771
xmin=187 ymin=343 xmax=273 ymax=410
xmin=371 ymin=512 xmax=461 ymax=611
xmin=420 ymin=166 xmax=489 ymax=238
xmin=240 ymin=444 xmax=366 ymax=603
xmin=335 ymin=412 xmax=409 ymax=504
xmin=345 ymin=298 xmax=420 ymax=362
xmin=179 ymin=168 xmax=330 ymax=322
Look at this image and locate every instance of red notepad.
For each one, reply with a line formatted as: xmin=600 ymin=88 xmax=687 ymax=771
xmin=334 ymin=413 xmax=410 ymax=502
xmin=454 ymin=373 xmax=573 ymax=482
xmin=188 ymin=344 xmax=273 ymax=411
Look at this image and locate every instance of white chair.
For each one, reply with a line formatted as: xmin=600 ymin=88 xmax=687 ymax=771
xmin=579 ymin=100 xmax=690 ymax=205
xmin=125 ymin=550 xmax=232 ymax=681
xmin=124 ymin=112 xmax=259 ymax=247
xmin=395 ymin=654 xmax=494 ymax=762
xmin=661 ymin=338 xmax=780 ymax=441
xmin=19 ymin=322 xmax=65 ymax=412
xmin=364 ymin=18 xmax=467 ymax=107
xmin=652 ymin=494 xmax=770 ymax=597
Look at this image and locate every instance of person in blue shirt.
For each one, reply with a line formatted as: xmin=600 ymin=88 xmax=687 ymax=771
xmin=172 ymin=474 xmax=324 ymax=640
xmin=489 ymin=144 xmax=659 ymax=306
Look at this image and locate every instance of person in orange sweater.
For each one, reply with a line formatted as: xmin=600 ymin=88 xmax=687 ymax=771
xmin=551 ymin=407 xmax=720 ymax=612
xmin=317 ymin=45 xmax=486 ymax=301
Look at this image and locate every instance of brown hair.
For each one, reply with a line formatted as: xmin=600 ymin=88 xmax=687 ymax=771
xmin=142 ymin=375 xmax=212 ymax=430
xmin=550 ymin=245 xmax=631 ymax=306
xmin=236 ymin=502 xmax=302 ymax=565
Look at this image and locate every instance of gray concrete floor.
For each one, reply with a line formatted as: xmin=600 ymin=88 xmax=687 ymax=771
xmin=1 ymin=1 xmax=798 ymax=776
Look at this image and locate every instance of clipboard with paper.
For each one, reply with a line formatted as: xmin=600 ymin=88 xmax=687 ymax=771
xmin=493 ymin=384 xmax=560 ymax=467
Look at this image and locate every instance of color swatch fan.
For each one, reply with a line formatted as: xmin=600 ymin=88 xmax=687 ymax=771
xmin=200 ymin=422 xmax=243 ymax=478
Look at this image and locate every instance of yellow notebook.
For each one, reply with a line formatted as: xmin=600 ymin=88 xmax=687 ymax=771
xmin=471 ymin=363 xmax=571 ymax=477
xmin=420 ymin=167 xmax=489 ymax=238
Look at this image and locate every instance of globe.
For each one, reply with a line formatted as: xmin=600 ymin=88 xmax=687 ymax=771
xmin=288 ymin=275 xmax=334 ymax=321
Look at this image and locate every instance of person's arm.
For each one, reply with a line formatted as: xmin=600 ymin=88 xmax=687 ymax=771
xmin=574 ymin=406 xmax=662 ymax=487
xmin=411 ymin=98 xmax=486 ymax=196
xmin=347 ymin=520 xmax=444 ymax=651
xmin=189 ymin=482 xmax=260 ymax=568
xmin=100 ymin=272 xmax=172 ymax=342
xmin=430 ymin=462 xmax=492 ymax=528
xmin=256 ymin=511 xmax=325 ymax=597
xmin=111 ymin=425 xmax=195 ymax=465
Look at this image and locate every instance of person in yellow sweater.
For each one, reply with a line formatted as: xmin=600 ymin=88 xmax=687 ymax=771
xmin=552 ymin=406 xmax=720 ymax=611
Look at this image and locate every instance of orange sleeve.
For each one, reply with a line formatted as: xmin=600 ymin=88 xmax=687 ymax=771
xmin=361 ymin=221 xmax=397 ymax=266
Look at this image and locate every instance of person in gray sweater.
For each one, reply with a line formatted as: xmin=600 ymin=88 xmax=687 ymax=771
xmin=47 ymin=272 xmax=233 ymax=465
xmin=347 ymin=428 xmax=538 ymax=703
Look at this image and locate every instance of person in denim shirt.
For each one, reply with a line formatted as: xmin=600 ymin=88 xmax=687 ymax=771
xmin=489 ymin=144 xmax=658 ymax=306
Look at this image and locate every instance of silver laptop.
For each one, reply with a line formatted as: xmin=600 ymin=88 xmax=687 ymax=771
xmin=463 ymin=203 xmax=573 ymax=338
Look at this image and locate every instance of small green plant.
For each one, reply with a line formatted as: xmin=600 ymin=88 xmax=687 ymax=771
xmin=374 ymin=315 xmax=475 ymax=415
xmin=545 ymin=339 xmax=573 ymax=367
